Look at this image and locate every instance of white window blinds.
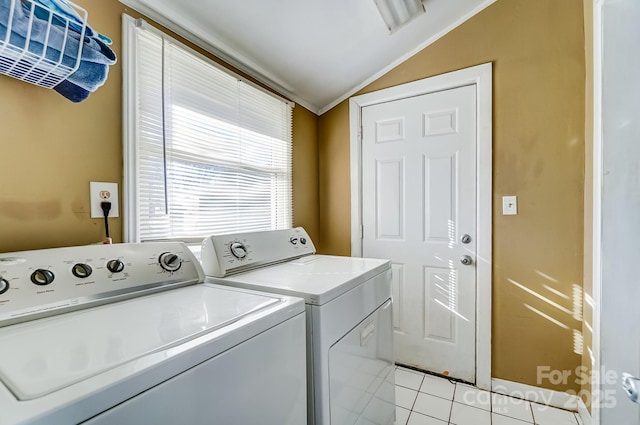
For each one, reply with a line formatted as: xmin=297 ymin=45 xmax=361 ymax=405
xmin=123 ymin=17 xmax=293 ymax=242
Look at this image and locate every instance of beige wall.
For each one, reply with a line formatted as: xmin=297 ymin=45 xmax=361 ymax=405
xmin=0 ymin=0 xmax=124 ymax=252
xmin=293 ymin=106 xmax=320 ymax=244
xmin=0 ymin=0 xmax=319 ymax=253
xmin=318 ymin=0 xmax=586 ymax=392
xmin=318 ymin=100 xmax=351 ymax=256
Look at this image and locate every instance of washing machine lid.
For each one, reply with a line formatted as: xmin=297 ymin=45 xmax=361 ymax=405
xmin=0 ymin=285 xmax=281 ymax=400
xmin=211 ymin=255 xmax=390 ymax=305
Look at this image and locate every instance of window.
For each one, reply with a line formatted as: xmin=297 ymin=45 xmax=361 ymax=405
xmin=123 ymin=16 xmax=293 ymax=243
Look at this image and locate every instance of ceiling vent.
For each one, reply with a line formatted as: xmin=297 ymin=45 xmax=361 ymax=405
xmin=374 ymin=0 xmax=426 ymax=33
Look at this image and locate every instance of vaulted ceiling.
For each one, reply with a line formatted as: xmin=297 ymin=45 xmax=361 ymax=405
xmin=121 ymin=0 xmax=495 ymax=114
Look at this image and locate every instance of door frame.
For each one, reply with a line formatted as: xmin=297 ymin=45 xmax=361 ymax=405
xmin=591 ymin=1 xmax=603 ymax=423
xmin=348 ymin=63 xmax=493 ymax=390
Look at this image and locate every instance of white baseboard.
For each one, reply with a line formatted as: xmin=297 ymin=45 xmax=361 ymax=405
xmin=491 ymin=378 xmax=579 ymax=411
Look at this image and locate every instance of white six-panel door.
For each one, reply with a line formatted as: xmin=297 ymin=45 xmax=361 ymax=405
xmin=361 ymin=85 xmax=477 ymax=382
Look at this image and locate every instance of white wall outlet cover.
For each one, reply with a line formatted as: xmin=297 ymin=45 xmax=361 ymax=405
xmin=90 ymin=182 xmax=120 ymax=218
xmin=502 ymin=195 xmax=517 ymax=215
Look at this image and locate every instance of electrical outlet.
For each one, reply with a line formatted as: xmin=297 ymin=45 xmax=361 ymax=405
xmin=90 ymin=182 xmax=119 ymax=218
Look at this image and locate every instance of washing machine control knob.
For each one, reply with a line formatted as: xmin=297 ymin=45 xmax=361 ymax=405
xmin=159 ymin=252 xmax=182 ymax=272
xmin=229 ymin=242 xmax=248 ymax=259
xmin=72 ymin=263 xmax=93 ymax=279
xmin=107 ymin=259 xmax=125 ymax=274
xmin=0 ymin=278 xmax=9 ymax=295
xmin=31 ymin=269 xmax=55 ymax=286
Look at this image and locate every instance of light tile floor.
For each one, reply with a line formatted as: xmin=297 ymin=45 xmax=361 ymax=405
xmin=394 ymin=366 xmax=584 ymax=425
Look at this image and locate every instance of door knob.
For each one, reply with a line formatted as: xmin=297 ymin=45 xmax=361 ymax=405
xmin=460 ymin=255 xmax=473 ymax=266
xmin=461 ymin=234 xmax=472 ymax=244
xmin=623 ymin=373 xmax=640 ymax=404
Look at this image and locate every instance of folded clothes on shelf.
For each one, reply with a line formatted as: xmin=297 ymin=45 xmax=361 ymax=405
xmin=0 ymin=0 xmax=116 ymax=102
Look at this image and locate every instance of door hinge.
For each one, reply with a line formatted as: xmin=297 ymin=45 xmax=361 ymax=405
xmin=360 ymin=224 xmax=364 ymax=239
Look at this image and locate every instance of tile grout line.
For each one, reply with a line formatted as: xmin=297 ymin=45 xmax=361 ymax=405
xmin=529 ymin=400 xmax=535 ymax=425
xmin=398 ymin=368 xmax=575 ymax=425
xmin=410 ymin=373 xmax=426 ymax=412
xmin=447 ymin=382 xmax=458 ymax=424
xmin=492 ymin=388 xmax=495 ymax=424
xmin=396 ymin=365 xmax=422 ymax=419
xmin=401 ymin=366 xmax=455 ymax=425
xmin=489 ymin=384 xmax=493 ymax=425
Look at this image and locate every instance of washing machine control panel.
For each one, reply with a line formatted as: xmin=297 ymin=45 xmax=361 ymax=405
xmin=229 ymin=242 xmax=248 ymax=259
xmin=201 ymin=227 xmax=316 ymax=277
xmin=0 ymin=242 xmax=204 ymax=327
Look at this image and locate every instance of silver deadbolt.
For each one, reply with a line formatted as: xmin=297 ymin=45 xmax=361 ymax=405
xmin=461 ymin=234 xmax=472 ymax=244
xmin=460 ymin=255 xmax=473 ymax=266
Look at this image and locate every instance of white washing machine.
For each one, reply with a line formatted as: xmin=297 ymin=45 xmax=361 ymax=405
xmin=0 ymin=242 xmax=306 ymax=425
xmin=201 ymin=227 xmax=395 ymax=425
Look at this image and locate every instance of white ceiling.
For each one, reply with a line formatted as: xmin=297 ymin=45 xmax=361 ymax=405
xmin=121 ymin=0 xmax=495 ymax=114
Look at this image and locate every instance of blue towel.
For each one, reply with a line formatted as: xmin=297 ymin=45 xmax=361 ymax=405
xmin=1 ymin=0 xmax=73 ymax=63
xmin=53 ymin=78 xmax=88 ymax=102
xmin=32 ymin=0 xmax=112 ymax=45
xmin=0 ymin=0 xmax=116 ymax=102
xmin=56 ymin=35 xmax=115 ymax=97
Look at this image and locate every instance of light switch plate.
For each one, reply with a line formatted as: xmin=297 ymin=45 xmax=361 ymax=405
xmin=502 ymin=196 xmax=517 ymax=215
xmin=90 ymin=182 xmax=119 ymax=218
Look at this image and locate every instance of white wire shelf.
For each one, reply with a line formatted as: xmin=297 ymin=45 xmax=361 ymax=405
xmin=0 ymin=0 xmax=87 ymax=88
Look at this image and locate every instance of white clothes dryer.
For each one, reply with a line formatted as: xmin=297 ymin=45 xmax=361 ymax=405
xmin=0 ymin=242 xmax=306 ymax=425
xmin=201 ymin=227 xmax=395 ymax=425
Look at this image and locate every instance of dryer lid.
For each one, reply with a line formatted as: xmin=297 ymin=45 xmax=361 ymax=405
xmin=210 ymin=255 xmax=390 ymax=305
xmin=0 ymin=285 xmax=281 ymax=400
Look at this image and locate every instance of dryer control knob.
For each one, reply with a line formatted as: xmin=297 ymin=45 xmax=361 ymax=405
xmin=0 ymin=278 xmax=9 ymax=295
xmin=107 ymin=259 xmax=125 ymax=274
xmin=229 ymin=242 xmax=248 ymax=259
xmin=31 ymin=269 xmax=55 ymax=286
xmin=159 ymin=252 xmax=182 ymax=272
xmin=72 ymin=263 xmax=93 ymax=279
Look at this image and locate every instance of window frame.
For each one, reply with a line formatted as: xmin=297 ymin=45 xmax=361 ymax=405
xmin=122 ymin=15 xmax=294 ymax=244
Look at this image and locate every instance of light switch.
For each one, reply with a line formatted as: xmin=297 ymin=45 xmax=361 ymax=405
xmin=502 ymin=196 xmax=517 ymax=215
